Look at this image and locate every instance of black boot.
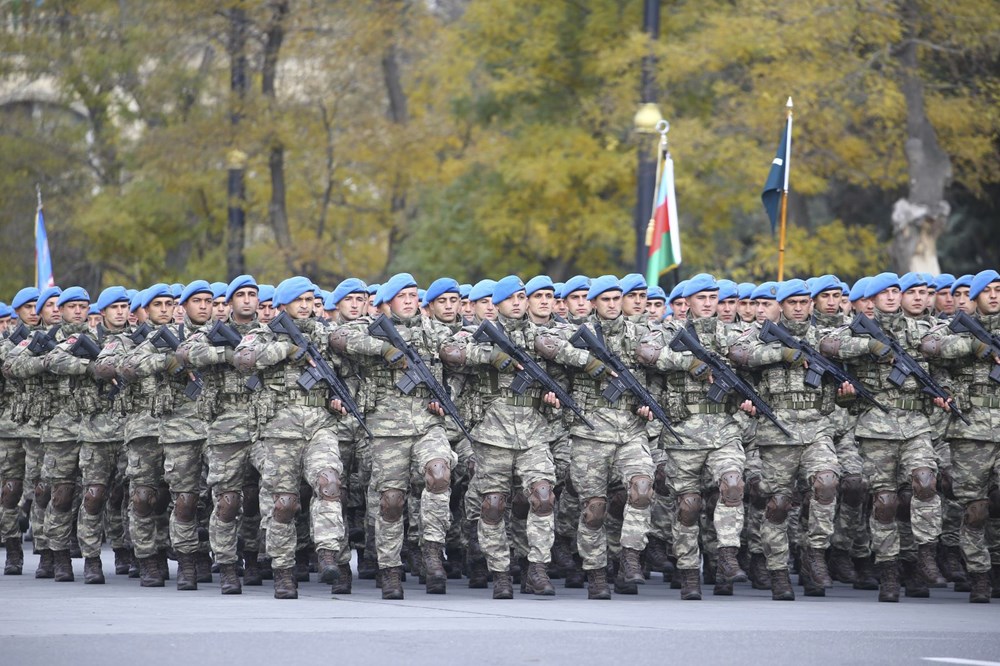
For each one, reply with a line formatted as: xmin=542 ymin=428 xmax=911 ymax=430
xmin=242 ymin=551 xmax=262 ymax=586
xmin=294 ymin=550 xmax=311 ymax=583
xmin=749 ymin=553 xmax=771 ymax=590
xmin=565 ymin=553 xmax=586 ymax=589
xmin=852 ymin=555 xmax=879 ymax=590
xmin=113 ymin=547 xmax=131 ymax=576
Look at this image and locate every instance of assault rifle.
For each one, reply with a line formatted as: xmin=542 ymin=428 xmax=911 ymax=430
xmin=948 ymin=311 xmax=1000 ymax=384
xmin=148 ymin=326 xmax=204 ymax=400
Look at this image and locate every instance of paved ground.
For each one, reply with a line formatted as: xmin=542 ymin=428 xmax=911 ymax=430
xmin=1 ymin=547 xmax=998 ymax=666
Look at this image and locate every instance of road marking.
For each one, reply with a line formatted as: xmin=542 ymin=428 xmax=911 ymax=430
xmin=923 ymin=659 xmax=1000 ymax=666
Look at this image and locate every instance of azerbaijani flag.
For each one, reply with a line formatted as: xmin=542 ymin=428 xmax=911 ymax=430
xmin=645 ymin=152 xmax=682 ymax=287
xmin=35 ymin=206 xmax=54 ymax=290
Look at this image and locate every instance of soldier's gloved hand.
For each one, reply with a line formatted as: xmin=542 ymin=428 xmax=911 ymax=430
xmin=489 ymin=347 xmax=516 ymax=372
xmin=583 ymin=356 xmax=608 ymax=379
xmin=971 ymin=340 xmax=994 ymax=359
xmin=688 ymin=358 xmax=710 ymax=379
xmin=164 ymin=353 xmax=185 ymax=376
xmin=223 ymin=347 xmax=235 ymax=364
xmin=380 ymin=342 xmax=406 ymax=369
xmin=867 ymin=339 xmax=892 ymax=360
xmin=781 ymin=347 xmax=806 ymax=367
xmin=284 ymin=342 xmax=307 ymax=361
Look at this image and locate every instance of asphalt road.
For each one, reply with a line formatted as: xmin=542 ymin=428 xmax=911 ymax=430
xmin=1 ymin=546 xmax=998 ymax=666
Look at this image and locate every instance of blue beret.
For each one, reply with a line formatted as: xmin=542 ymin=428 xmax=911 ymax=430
xmin=493 ymin=275 xmax=526 ymax=305
xmin=839 ymin=281 xmax=850 ymax=293
xmin=312 ymin=284 xmax=323 ymax=299
xmin=524 ymin=275 xmax=555 ymax=297
xmin=88 ymin=304 xmax=100 ymax=316
xmin=777 ymin=279 xmax=809 ymax=303
xmin=587 ymin=275 xmax=622 ymax=300
xmin=96 ymin=286 xmax=129 ymax=311
xmin=273 ymin=276 xmax=314 ymax=307
xmin=417 ymin=289 xmax=426 ymax=305
xmin=932 ymin=273 xmax=955 ymax=292
xmin=561 ymin=275 xmax=590 ymax=299
xmin=899 ymin=271 xmax=928 ymax=294
xmin=951 ymin=274 xmax=973 ymax=295
xmin=210 ymin=282 xmax=228 ymax=300
xmin=664 ymin=305 xmax=673 ymax=318
xmin=552 ymin=283 xmax=565 ymax=298
xmin=129 ymin=290 xmax=145 ymax=312
xmin=141 ymin=283 xmax=172 ymax=309
xmin=257 ymin=284 xmax=275 ymax=304
xmin=668 ymin=281 xmax=688 ymax=303
xmin=620 ymin=273 xmax=647 ymax=295
xmin=809 ymin=274 xmax=842 ymax=298
xmin=366 ymin=283 xmax=381 ymax=296
xmin=169 ymin=283 xmax=184 ymax=299
xmin=459 ymin=283 xmax=472 ymax=299
xmin=377 ymin=273 xmax=418 ymax=306
xmin=330 ymin=278 xmax=369 ymax=307
xmin=681 ymin=273 xmax=718 ymax=299
xmin=970 ymin=269 xmax=1000 ymax=300
xmin=737 ymin=283 xmax=756 ymax=300
xmin=11 ymin=287 xmax=40 ymax=310
xmin=717 ymin=279 xmax=738 ymax=301
xmin=469 ymin=279 xmax=497 ymax=302
xmin=35 ymin=286 xmax=62 ymax=313
xmin=225 ymin=275 xmax=258 ymax=303
xmin=423 ymin=278 xmax=459 ymax=306
xmin=647 ymin=286 xmax=667 ymax=302
xmin=317 ymin=290 xmax=330 ymax=305
xmin=0 ymin=302 xmax=9 ymax=318
xmin=322 ymin=292 xmax=338 ymax=310
xmin=863 ymin=272 xmax=900 ymax=299
xmin=179 ymin=280 xmax=213 ymax=305
xmin=849 ymin=277 xmax=872 ymax=302
xmin=751 ymin=281 xmax=779 ymax=301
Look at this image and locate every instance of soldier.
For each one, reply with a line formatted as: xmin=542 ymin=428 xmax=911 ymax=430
xmin=933 ymin=274 xmax=956 ymax=317
xmin=668 ymin=281 xmax=690 ymax=321
xmin=646 ymin=286 xmax=667 ymax=322
xmin=553 ymin=282 xmax=569 ymax=320
xmin=233 ymin=276 xmax=347 ymax=599
xmin=737 ymin=283 xmax=757 ymax=325
xmin=561 ymin=275 xmax=592 ymax=323
xmin=459 ymin=284 xmax=474 ymax=323
xmin=211 ymin=282 xmax=231 ymax=322
xmin=849 ymin=278 xmax=875 ymax=318
xmin=257 ymin=285 xmax=277 ymax=324
xmin=952 ymin=275 xmax=975 ymax=316
xmin=716 ymin=280 xmax=740 ymax=325
xmin=366 ymin=284 xmax=381 ymax=318
xmin=87 ymin=304 xmax=102 ymax=330
xmin=469 ymin=280 xmax=498 ymax=322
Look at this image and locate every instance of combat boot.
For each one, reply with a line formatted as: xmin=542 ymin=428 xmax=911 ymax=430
xmin=769 ymin=569 xmax=795 ymax=601
xmin=550 ymin=535 xmax=574 ymax=579
xmin=716 ymin=546 xmax=747 ymax=583
xmin=113 ymin=547 xmax=132 ymax=576
xmin=802 ymin=547 xmax=833 ymax=588
xmin=643 ymin=536 xmax=674 ymax=577
xmin=619 ymin=547 xmax=645 ymax=585
xmin=878 ymin=559 xmax=900 ymax=603
xmin=798 ymin=559 xmax=825 ymax=597
xmin=138 ymin=556 xmax=164 ymax=587
xmin=565 ymin=554 xmax=585 ymax=588
xmin=380 ymin=566 xmax=404 ymax=600
xmin=294 ymin=550 xmax=311 ymax=583
xmin=613 ymin=560 xmax=638 ymax=595
xmin=852 ymin=556 xmax=879 ymax=590
xmin=444 ymin=547 xmax=464 ymax=580
xmin=916 ymin=543 xmax=947 ymax=587
xmin=992 ymin=564 xmax=1000 ymax=599
xmin=53 ymin=550 xmax=74 ymax=582
xmin=467 ymin=554 xmax=488 ymax=589
xmin=358 ymin=549 xmax=378 ymax=580
xmin=35 ymin=549 xmax=54 ymax=579
xmin=242 ymin=551 xmax=262 ymax=586
xmin=331 ymin=564 xmax=352 ymax=594
xmin=157 ymin=550 xmax=170 ymax=582
xmin=940 ymin=545 xmax=967 ymax=585
xmin=586 ymin=567 xmax=611 ymax=600
xmin=422 ymin=541 xmax=447 ymax=594
xmin=83 ymin=557 xmax=105 ymax=584
xmin=4 ymin=537 xmax=23 ymax=575
xmin=316 ymin=548 xmax=340 ymax=585
xmin=509 ymin=553 xmax=522 ymax=585
xmin=219 ymin=563 xmax=242 ymax=595
xmin=492 ymin=570 xmax=513 ymax=599
xmin=519 ymin=557 xmax=531 ymax=594
xmin=749 ymin=553 xmax=771 ymax=590
xmin=259 ymin=554 xmax=273 ymax=581
xmin=827 ymin=548 xmax=857 ymax=584
xmin=176 ymin=552 xmax=198 ymax=591
xmin=678 ymin=568 xmax=702 ymax=601
xmin=901 ymin=559 xmax=929 ymax=598
xmin=196 ymin=551 xmax=214 ymax=583
xmin=523 ymin=561 xmax=555 ymax=595
xmin=272 ymin=567 xmax=298 ymax=599
xmin=968 ymin=570 xmax=991 ymax=603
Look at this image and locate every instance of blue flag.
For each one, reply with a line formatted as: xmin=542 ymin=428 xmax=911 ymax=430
xmin=761 ymin=116 xmax=791 ymax=234
xmin=35 ymin=208 xmax=54 ymax=290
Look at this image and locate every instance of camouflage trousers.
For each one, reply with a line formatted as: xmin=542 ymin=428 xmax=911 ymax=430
xmin=949 ymin=439 xmax=1000 ymax=573
xmin=40 ymin=440 xmax=82 ymax=552
xmin=666 ymin=441 xmax=745 ymax=571
xmin=205 ymin=440 xmax=253 ymax=565
xmin=858 ymin=435 xmax=940 ymax=563
xmin=250 ymin=437 xmax=269 ymax=551
xmin=77 ymin=440 xmax=127 ymax=558
xmin=472 ymin=441 xmax=555 ymax=572
xmin=744 ymin=446 xmax=763 ymax=555
xmin=551 ymin=432 xmax=579 ymax=549
xmin=370 ymin=426 xmax=455 ymax=569
xmin=0 ymin=437 xmax=46 ymax=547
xmin=759 ymin=442 xmax=839 ymax=570
xmin=649 ymin=448 xmax=673 ymax=547
xmin=162 ymin=440 xmax=206 ymax=555
xmin=571 ymin=434 xmax=653 ymax=571
xmin=125 ymin=436 xmax=168 ymax=559
xmin=830 ymin=429 xmax=870 ymax=557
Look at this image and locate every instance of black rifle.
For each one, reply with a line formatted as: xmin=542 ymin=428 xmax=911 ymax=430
xmin=368 ymin=314 xmax=472 ymax=441
xmin=472 ymin=319 xmax=594 ymax=429
xmin=669 ymin=324 xmax=792 ymax=438
xmin=26 ymin=326 xmax=60 ymax=355
xmin=948 ymin=311 xmax=1000 ymax=384
xmin=269 ymin=312 xmax=370 ymax=436
xmin=129 ymin=321 xmax=153 ymax=345
xmin=148 ymin=326 xmax=204 ymax=400
xmin=759 ymin=320 xmax=888 ymax=413
xmin=7 ymin=322 xmax=29 ymax=345
xmin=69 ymin=334 xmax=102 ymax=361
xmin=569 ymin=323 xmax=682 ymax=444
xmin=207 ymin=320 xmax=244 ymax=348
xmin=849 ymin=313 xmax=970 ymax=425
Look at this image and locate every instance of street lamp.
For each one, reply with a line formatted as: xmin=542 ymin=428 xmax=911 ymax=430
xmin=634 ymin=103 xmax=662 ymax=276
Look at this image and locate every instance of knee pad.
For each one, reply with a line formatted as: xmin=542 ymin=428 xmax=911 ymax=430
xmin=242 ymin=484 xmax=260 ymax=518
xmin=910 ymin=466 xmax=937 ymax=501
xmin=315 ymin=468 xmax=341 ymax=502
xmin=528 ymin=480 xmax=555 ymax=517
xmin=812 ymin=470 xmax=839 ymax=505
xmin=131 ymin=485 xmax=158 ymax=518
xmin=872 ymin=490 xmax=898 ymax=525
xmin=424 ymin=458 xmax=451 ymax=494
xmin=765 ymin=494 xmax=792 ymax=524
xmin=34 ymin=481 xmax=50 ymax=509
xmin=628 ymin=475 xmax=654 ymax=510
xmin=1 ymin=479 xmax=24 ymax=510
xmin=582 ymin=497 xmax=607 ymax=530
xmin=676 ymin=493 xmax=702 ymax=527
xmin=82 ymin=484 xmax=107 ymax=516
xmin=481 ymin=493 xmax=506 ymax=525
xmin=379 ymin=488 xmax=406 ymax=523
xmin=989 ymin=487 xmax=1000 ymax=520
xmin=272 ymin=492 xmax=300 ymax=524
xmin=965 ymin=499 xmax=990 ymax=529
xmin=154 ymin=484 xmax=171 ymax=514
xmin=50 ymin=483 xmax=75 ymax=512
xmin=719 ymin=471 xmax=745 ymax=507
xmin=896 ymin=489 xmax=912 ymax=523
xmin=840 ymin=475 xmax=866 ymax=508
xmin=216 ymin=491 xmax=242 ymax=523
xmin=173 ymin=492 xmax=199 ymax=523
xmin=608 ymin=489 xmax=626 ymax=520
xmin=511 ymin=489 xmax=530 ymax=520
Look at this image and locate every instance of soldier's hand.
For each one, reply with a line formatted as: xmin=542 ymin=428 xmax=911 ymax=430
xmin=380 ymin=342 xmax=407 ymax=369
xmin=636 ymin=405 xmax=653 ymax=421
xmin=164 ymin=353 xmax=185 ymax=376
xmin=688 ymin=358 xmax=710 ymax=379
xmin=837 ymin=381 xmax=856 ymax=397
xmin=739 ymin=399 xmax=756 ymax=416
xmin=328 ymin=398 xmax=347 ymax=415
xmin=286 ymin=343 xmax=307 ymax=361
xmin=542 ymin=391 xmax=561 ymax=409
xmin=489 ymin=347 xmax=515 ymax=372
xmin=781 ymin=347 xmax=806 ymax=368
xmin=583 ymin=357 xmax=608 ymax=379
xmin=427 ymin=401 xmax=446 ymax=417
xmin=933 ymin=396 xmax=954 ymax=412
xmin=867 ymin=339 xmax=892 ymax=360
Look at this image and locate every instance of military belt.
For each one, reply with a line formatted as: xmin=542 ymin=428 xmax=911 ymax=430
xmin=969 ymin=395 xmax=1000 ymax=409
xmin=597 ymin=397 xmax=639 ymax=412
xmin=218 ymin=393 xmax=252 ymax=407
xmin=504 ymin=395 xmax=542 ymax=409
xmin=288 ymin=393 xmax=328 ymax=408
xmin=890 ymin=398 xmax=924 ymax=411
xmin=771 ymin=399 xmax=823 ymax=411
xmin=968 ymin=385 xmax=1000 ymax=398
xmin=686 ymin=402 xmax=727 ymax=415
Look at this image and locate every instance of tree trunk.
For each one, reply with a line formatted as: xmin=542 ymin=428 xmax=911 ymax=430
xmin=381 ymin=32 xmax=409 ymax=271
xmin=262 ymin=0 xmax=293 ymax=255
xmin=226 ymin=7 xmax=249 ymax=278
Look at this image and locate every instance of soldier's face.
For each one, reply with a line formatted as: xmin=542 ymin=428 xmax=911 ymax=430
xmin=873 ymin=287 xmax=900 ymax=314
xmin=283 ymin=293 xmax=315 ymax=320
xmin=16 ymin=303 xmax=39 ymax=327
xmin=103 ymin=302 xmax=129 ymax=329
xmin=854 ymin=297 xmax=875 ymax=318
xmin=954 ymin=287 xmax=975 ymax=315
xmin=900 ymin=286 xmax=927 ymax=316
xmin=389 ymin=287 xmax=420 ymax=319
xmin=40 ymin=297 xmax=61 ymax=325
xmin=313 ymin=299 xmax=325 ymax=318
xmin=935 ymin=289 xmax=955 ymax=315
xmin=213 ymin=297 xmax=231 ymax=322
xmin=814 ymin=290 xmax=842 ymax=316
xmin=687 ymin=291 xmax=718 ymax=320
xmin=553 ymin=298 xmax=568 ymax=318
xmin=670 ymin=298 xmax=688 ymax=320
xmin=592 ymin=291 xmax=622 ymax=320
xmin=622 ymin=290 xmax=647 ymax=316
xmin=527 ymin=289 xmax=554 ymax=321
xmin=0 ymin=318 xmax=9 ymax=334
xmin=460 ymin=298 xmax=474 ymax=319
xmin=147 ymin=297 xmax=175 ymax=325
xmin=367 ymin=295 xmax=378 ymax=317
xmin=497 ymin=291 xmax=527 ymax=319
xmin=717 ymin=298 xmax=738 ymax=324
xmin=338 ymin=293 xmax=368 ymax=322
xmin=133 ymin=307 xmax=147 ymax=324
xmin=566 ymin=292 xmax=592 ymax=318
xmin=737 ymin=299 xmax=754 ymax=322
xmin=430 ymin=293 xmax=460 ymax=324
xmin=184 ymin=293 xmax=214 ymax=325
xmin=231 ymin=288 xmax=259 ymax=323
xmin=257 ymin=301 xmax=276 ymax=324
xmin=87 ymin=313 xmax=102 ymax=328
xmin=646 ymin=299 xmax=665 ymax=321
xmin=473 ymin=297 xmax=496 ymax=321
xmin=780 ymin=296 xmax=811 ymax=322
xmin=976 ymin=282 xmax=1000 ymax=315
xmin=59 ymin=301 xmax=89 ymax=324
xmin=840 ymin=294 xmax=852 ymax=315
xmin=173 ymin=304 xmax=185 ymax=324
xmin=755 ymin=299 xmax=780 ymax=323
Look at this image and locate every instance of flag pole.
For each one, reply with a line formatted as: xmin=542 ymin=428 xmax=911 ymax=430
xmin=645 ymin=120 xmax=669 ymax=249
xmin=35 ymin=184 xmax=43 ymax=290
xmin=776 ymin=97 xmax=793 ymax=281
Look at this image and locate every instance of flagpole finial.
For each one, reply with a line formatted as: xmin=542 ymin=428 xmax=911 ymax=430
xmin=786 ymin=96 xmax=793 ymax=109
xmin=656 ymin=119 xmax=670 ymax=148
xmin=35 ymin=183 xmax=42 ymax=211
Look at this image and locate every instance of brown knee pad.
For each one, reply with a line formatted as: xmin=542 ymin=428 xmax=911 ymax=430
xmin=173 ymin=492 xmax=199 ymax=523
xmin=82 ymin=484 xmax=107 ymax=516
xmin=1 ymin=479 xmax=23 ymax=510
xmin=216 ymin=491 xmax=242 ymax=523
xmin=676 ymin=493 xmax=703 ymax=527
xmin=528 ymin=480 xmax=555 ymax=517
xmin=965 ymin=499 xmax=990 ymax=530
xmin=719 ymin=471 xmax=745 ymax=507
xmin=272 ymin=492 xmax=300 ymax=524
xmin=910 ymin=467 xmax=937 ymax=502
xmin=872 ymin=490 xmax=899 ymax=525
xmin=511 ymin=490 xmax=530 ymax=520
xmin=839 ymin=475 xmax=866 ymax=508
xmin=50 ymin=483 xmax=75 ymax=513
xmin=34 ymin=481 xmax=51 ymax=509
xmin=812 ymin=470 xmax=838 ymax=505
xmin=315 ymin=469 xmax=341 ymax=501
xmin=765 ymin=494 xmax=792 ymax=524
xmin=424 ymin=458 xmax=450 ymax=494
xmin=379 ymin=488 xmax=406 ymax=523
xmin=582 ymin=497 xmax=607 ymax=530
xmin=131 ymin=485 xmax=158 ymax=518
xmin=628 ymin=475 xmax=654 ymax=510
xmin=481 ymin=493 xmax=506 ymax=525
